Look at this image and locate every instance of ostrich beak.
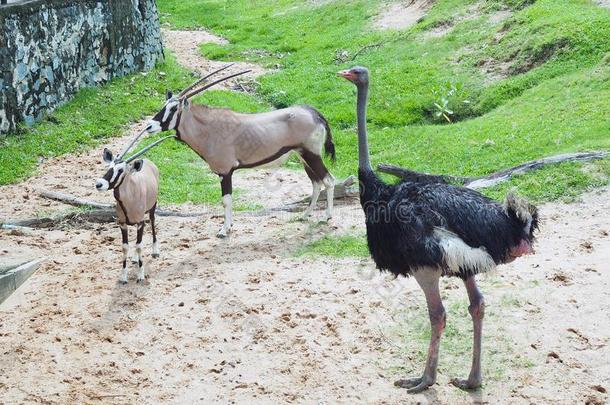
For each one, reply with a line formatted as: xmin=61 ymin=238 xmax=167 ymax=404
xmin=337 ymin=70 xmax=355 ymax=81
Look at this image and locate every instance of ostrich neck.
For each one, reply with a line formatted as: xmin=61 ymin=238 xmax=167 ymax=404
xmin=356 ymin=82 xmax=372 ymax=173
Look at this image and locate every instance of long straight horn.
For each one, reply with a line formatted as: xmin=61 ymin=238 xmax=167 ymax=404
xmin=184 ymin=69 xmax=251 ymax=100
xmin=125 ymin=135 xmax=177 ymax=163
xmin=118 ymin=127 xmax=149 ymax=160
xmin=178 ymin=63 xmax=235 ymax=98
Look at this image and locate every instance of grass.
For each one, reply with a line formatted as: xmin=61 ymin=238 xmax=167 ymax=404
xmin=158 ymin=0 xmax=610 ymax=202
xmin=295 ymin=234 xmax=369 ymax=258
xmin=2 ymin=0 xmax=609 ymax=208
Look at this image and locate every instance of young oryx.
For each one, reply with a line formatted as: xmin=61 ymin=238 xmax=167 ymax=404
xmin=95 ymin=136 xmax=173 ymax=283
xmin=145 ymin=65 xmax=337 ymax=238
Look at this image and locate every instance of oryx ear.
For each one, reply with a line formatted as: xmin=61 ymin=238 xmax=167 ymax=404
xmin=182 ymin=98 xmax=190 ymax=111
xmin=103 ymin=148 xmax=113 ymax=164
xmin=166 ymin=91 xmax=173 ymax=100
xmin=132 ymin=159 xmax=144 ymax=172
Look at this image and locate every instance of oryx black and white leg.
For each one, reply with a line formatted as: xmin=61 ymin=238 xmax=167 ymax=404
xmin=217 ymin=174 xmax=233 ymax=238
xmin=301 ymin=151 xmax=334 ymax=221
xmin=302 ymin=164 xmax=322 ymax=219
xmin=135 ymin=221 xmax=146 ymax=282
xmin=119 ymin=224 xmax=129 ymax=284
xmin=322 ymin=173 xmax=335 ymax=220
xmin=149 ymin=204 xmax=160 ymax=258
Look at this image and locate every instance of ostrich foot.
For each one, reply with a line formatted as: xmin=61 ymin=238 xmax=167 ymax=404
xmin=394 ymin=376 xmax=434 ymax=393
xmin=450 ymin=377 xmax=481 ymax=390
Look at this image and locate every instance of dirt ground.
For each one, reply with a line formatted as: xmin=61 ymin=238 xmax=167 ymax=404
xmin=373 ymin=0 xmax=434 ymax=31
xmin=1 ymin=26 xmax=609 ymax=405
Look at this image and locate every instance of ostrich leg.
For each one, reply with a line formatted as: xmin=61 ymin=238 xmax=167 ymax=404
xmin=395 ymin=269 xmax=446 ymax=393
xmin=452 ymin=275 xmax=485 ymax=390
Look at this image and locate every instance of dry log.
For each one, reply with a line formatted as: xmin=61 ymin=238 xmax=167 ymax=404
xmin=378 ymin=151 xmax=610 ymax=189
xmin=39 ymin=190 xmax=112 ymax=210
xmin=38 ymin=190 xmax=208 ymax=218
xmin=297 ymin=175 xmax=358 ymax=203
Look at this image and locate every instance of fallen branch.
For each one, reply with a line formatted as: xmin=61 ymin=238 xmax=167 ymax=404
xmin=39 ymin=190 xmax=112 ymax=210
xmin=296 ymin=175 xmax=358 ymax=203
xmin=245 ymin=176 xmax=358 ymax=217
xmin=38 ymin=190 xmax=208 ymax=218
xmin=10 ymin=179 xmax=359 ymax=226
xmin=378 ymin=151 xmax=610 ymax=189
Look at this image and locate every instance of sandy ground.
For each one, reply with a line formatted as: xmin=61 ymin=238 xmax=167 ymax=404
xmin=373 ymin=0 xmax=434 ymax=31
xmin=1 ymin=153 xmax=609 ymax=404
xmin=161 ymin=29 xmax=268 ymax=90
xmin=1 ymin=24 xmax=609 ymax=405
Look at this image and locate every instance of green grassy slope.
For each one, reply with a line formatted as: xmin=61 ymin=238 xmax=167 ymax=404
xmin=1 ymin=0 xmax=608 ymax=207
xmin=159 ymin=0 xmax=610 ymax=202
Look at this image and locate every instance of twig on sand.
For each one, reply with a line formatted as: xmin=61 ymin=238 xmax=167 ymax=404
xmin=349 ymin=42 xmax=386 ymax=61
xmin=86 ymin=393 xmax=127 ymax=400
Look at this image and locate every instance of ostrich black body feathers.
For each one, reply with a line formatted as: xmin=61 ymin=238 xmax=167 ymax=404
xmin=359 ymin=169 xmax=538 ymax=278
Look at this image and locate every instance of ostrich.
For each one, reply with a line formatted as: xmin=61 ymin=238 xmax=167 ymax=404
xmin=338 ymin=67 xmax=538 ymax=393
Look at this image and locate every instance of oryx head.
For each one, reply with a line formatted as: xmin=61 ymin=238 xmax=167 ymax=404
xmin=146 ymin=64 xmax=251 ymax=135
xmin=147 ymin=92 xmax=188 ymax=134
xmin=95 ymin=148 xmax=144 ymax=191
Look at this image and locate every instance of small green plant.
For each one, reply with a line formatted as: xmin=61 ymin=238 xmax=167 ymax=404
xmin=431 ymin=82 xmax=471 ymax=123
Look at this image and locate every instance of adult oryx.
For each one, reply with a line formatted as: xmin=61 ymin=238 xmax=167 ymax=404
xmin=145 ymin=66 xmax=336 ymax=238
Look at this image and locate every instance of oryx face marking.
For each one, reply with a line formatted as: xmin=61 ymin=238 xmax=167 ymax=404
xmin=96 ymin=148 xmax=129 ymax=191
xmin=96 ymin=161 xmax=127 ymax=191
xmin=148 ymin=92 xmax=181 ymax=134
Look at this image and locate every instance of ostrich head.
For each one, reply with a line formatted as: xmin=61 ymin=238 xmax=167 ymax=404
xmin=338 ymin=66 xmax=369 ymax=86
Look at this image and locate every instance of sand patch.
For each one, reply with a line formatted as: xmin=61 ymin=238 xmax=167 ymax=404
xmin=161 ymin=29 xmax=268 ymax=90
xmin=373 ymin=0 xmax=434 ymax=31
xmin=1 ymin=178 xmax=608 ymax=403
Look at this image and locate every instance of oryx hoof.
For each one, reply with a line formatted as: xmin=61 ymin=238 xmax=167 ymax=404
xmin=152 ymin=253 xmax=160 ymax=259
xmin=119 ymin=280 xmax=128 ymax=285
xmin=216 ymin=228 xmax=231 ymax=239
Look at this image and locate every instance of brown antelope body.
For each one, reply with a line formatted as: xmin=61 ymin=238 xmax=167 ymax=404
xmin=96 ymin=149 xmax=160 ymax=284
xmin=145 ymin=68 xmax=336 ymax=238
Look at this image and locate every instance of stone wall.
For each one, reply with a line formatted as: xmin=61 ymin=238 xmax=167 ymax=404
xmin=0 ymin=0 xmax=164 ymax=133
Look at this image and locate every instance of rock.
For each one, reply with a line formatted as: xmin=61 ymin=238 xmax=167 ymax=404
xmin=0 ymin=0 xmax=163 ymax=132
